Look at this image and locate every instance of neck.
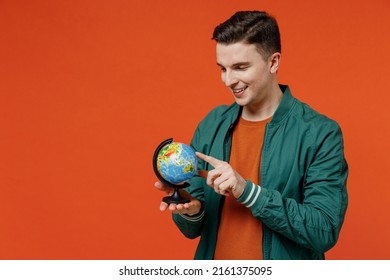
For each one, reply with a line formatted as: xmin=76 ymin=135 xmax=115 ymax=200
xmin=242 ymin=83 xmax=283 ymax=121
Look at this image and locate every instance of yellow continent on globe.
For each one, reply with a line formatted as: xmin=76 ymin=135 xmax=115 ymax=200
xmin=183 ymin=163 xmax=195 ymax=173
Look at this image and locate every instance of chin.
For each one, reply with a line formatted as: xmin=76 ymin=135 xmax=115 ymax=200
xmin=234 ymin=98 xmax=249 ymax=107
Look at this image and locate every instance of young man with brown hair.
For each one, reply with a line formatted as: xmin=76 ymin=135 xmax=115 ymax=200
xmin=155 ymin=11 xmax=348 ymax=260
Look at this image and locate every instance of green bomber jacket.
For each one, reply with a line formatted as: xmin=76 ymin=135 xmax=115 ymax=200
xmin=172 ymin=85 xmax=348 ymax=260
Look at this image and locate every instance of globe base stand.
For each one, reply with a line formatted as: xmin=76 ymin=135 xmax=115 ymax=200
xmin=162 ymin=186 xmax=190 ymax=205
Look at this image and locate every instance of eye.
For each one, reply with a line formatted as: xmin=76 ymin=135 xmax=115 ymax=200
xmin=237 ymin=65 xmax=249 ymax=71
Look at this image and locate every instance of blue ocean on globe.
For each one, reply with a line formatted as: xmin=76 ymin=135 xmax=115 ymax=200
xmin=157 ymin=142 xmax=198 ymax=184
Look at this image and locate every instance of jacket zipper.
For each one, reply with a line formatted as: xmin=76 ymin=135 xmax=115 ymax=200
xmin=261 ymin=123 xmax=270 ymax=260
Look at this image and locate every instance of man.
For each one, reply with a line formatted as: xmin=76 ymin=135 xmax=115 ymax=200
xmin=155 ymin=11 xmax=348 ymax=260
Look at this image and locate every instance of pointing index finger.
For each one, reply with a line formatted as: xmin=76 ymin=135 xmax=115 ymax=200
xmin=196 ymin=152 xmax=224 ymax=168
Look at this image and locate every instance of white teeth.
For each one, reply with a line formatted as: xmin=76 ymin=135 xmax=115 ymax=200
xmin=233 ymin=86 xmax=248 ymax=93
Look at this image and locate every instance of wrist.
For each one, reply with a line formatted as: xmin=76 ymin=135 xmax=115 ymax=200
xmin=180 ymin=204 xmax=204 ymax=222
xmin=233 ymin=176 xmax=247 ymax=198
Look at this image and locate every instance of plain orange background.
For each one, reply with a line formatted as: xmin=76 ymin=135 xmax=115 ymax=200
xmin=1 ymin=0 xmax=389 ymax=260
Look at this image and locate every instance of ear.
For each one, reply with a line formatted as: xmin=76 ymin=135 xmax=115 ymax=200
xmin=269 ymin=52 xmax=281 ymax=74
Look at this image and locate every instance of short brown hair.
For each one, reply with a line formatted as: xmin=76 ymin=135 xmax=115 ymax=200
xmin=212 ymin=11 xmax=281 ymax=59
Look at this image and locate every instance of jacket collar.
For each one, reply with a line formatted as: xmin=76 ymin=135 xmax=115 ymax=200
xmin=269 ymin=84 xmax=295 ymax=126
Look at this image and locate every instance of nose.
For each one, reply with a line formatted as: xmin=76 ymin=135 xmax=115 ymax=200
xmin=222 ymin=70 xmax=238 ymax=87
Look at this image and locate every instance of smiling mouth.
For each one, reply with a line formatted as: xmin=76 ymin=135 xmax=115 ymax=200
xmin=232 ymin=86 xmax=248 ymax=96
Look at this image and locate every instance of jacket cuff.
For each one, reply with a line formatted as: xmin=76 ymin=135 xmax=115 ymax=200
xmin=237 ymin=180 xmax=262 ymax=208
xmin=176 ymin=205 xmax=205 ymax=223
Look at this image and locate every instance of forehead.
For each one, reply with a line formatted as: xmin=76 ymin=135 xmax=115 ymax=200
xmin=216 ymin=42 xmax=264 ymax=66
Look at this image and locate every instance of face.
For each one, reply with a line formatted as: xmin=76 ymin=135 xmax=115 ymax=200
xmin=216 ymin=42 xmax=279 ymax=110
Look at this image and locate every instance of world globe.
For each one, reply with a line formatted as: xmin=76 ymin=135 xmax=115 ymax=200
xmin=156 ymin=142 xmax=198 ymax=185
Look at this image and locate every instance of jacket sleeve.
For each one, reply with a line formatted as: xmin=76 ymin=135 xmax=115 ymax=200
xmin=171 ymin=177 xmax=206 ymax=239
xmin=237 ymin=122 xmax=349 ymax=253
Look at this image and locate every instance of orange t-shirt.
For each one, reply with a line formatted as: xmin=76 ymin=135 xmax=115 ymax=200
xmin=213 ymin=116 xmax=271 ymax=260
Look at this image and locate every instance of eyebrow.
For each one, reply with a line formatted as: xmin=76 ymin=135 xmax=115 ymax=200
xmin=216 ymin=62 xmax=251 ymax=68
